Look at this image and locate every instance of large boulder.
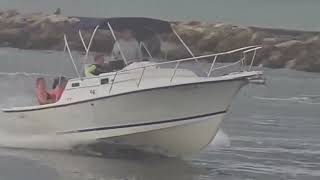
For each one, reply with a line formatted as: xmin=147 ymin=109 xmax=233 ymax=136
xmin=261 ymin=49 xmax=284 ymax=68
xmin=0 ymin=28 xmax=27 ymax=48
xmin=164 ymin=43 xmax=190 ymax=60
xmin=275 ymin=40 xmax=304 ymax=48
xmin=197 ymin=30 xmax=224 ymax=52
xmin=274 ymin=40 xmax=305 ymax=64
xmin=0 ymin=10 xmax=29 ymax=30
xmin=292 ymin=43 xmax=320 ymax=72
xmin=3 ymin=9 xmax=19 ymax=18
xmin=170 ymin=23 xmax=206 ymax=46
xmin=215 ymin=26 xmax=253 ymax=52
xmin=24 ymin=15 xmax=79 ymax=49
xmin=262 ymin=37 xmax=280 ymax=45
xmin=250 ymin=31 xmax=268 ymax=44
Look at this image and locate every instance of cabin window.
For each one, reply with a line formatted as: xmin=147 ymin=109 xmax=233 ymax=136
xmin=100 ymin=78 xmax=109 ymax=85
xmin=71 ymin=82 xmax=80 ymax=87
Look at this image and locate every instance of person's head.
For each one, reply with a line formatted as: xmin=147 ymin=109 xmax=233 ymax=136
xmin=36 ymin=77 xmax=46 ymax=89
xmin=94 ymin=54 xmax=105 ymax=65
xmin=119 ymin=29 xmax=133 ymax=40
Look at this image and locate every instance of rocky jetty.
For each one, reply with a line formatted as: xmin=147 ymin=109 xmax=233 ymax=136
xmin=0 ymin=10 xmax=320 ymax=72
xmin=171 ymin=22 xmax=320 ymax=72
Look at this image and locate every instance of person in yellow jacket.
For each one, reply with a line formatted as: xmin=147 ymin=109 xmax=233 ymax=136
xmin=85 ymin=54 xmax=111 ymax=77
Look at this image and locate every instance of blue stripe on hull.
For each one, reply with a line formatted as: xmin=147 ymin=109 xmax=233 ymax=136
xmin=59 ymin=110 xmax=227 ymax=134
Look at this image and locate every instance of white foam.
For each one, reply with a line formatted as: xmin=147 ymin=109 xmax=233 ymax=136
xmin=0 ymin=99 xmax=93 ymax=150
xmin=0 ymin=133 xmax=69 ymax=150
xmin=253 ymin=96 xmax=307 ymax=101
xmin=0 ymin=71 xmax=71 ymax=78
xmin=209 ymin=129 xmax=231 ymax=149
xmin=0 ymin=131 xmax=96 ymax=150
xmin=253 ymin=96 xmax=320 ymax=105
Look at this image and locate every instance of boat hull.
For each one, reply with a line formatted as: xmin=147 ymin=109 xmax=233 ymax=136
xmin=2 ymin=78 xmax=246 ymax=155
xmin=96 ymin=112 xmax=225 ymax=156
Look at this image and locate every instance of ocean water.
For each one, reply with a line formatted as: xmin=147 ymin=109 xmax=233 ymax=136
xmin=0 ymin=48 xmax=319 ymax=180
xmin=0 ymin=0 xmax=320 ymax=31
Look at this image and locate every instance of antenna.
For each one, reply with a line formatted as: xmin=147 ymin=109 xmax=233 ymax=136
xmin=63 ymin=34 xmax=82 ymax=80
xmin=107 ymin=22 xmax=128 ymax=65
xmin=172 ymin=27 xmax=199 ymax=63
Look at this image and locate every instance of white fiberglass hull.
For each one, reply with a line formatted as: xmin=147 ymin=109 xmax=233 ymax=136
xmin=2 ymin=78 xmax=247 ymax=155
xmin=95 ymin=113 xmax=225 ymax=156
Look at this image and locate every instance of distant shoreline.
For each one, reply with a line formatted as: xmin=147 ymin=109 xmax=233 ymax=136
xmin=0 ymin=9 xmax=319 ymax=72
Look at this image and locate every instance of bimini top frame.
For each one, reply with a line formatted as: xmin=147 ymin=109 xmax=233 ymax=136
xmin=64 ymin=17 xmax=262 ymax=86
xmin=66 ymin=17 xmax=203 ymax=79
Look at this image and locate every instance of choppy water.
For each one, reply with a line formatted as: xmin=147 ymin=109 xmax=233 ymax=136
xmin=1 ymin=0 xmax=320 ymax=31
xmin=0 ymin=48 xmax=319 ymax=179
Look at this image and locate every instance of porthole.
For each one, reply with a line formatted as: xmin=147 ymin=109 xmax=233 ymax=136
xmin=71 ymin=82 xmax=80 ymax=87
xmin=100 ymin=78 xmax=109 ymax=85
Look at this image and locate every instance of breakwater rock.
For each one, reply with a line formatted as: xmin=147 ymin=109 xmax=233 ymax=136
xmin=0 ymin=10 xmax=319 ymax=72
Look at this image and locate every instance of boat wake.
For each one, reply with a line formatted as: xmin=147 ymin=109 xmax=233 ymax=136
xmin=0 ymin=81 xmax=93 ymax=151
xmin=0 ymin=132 xmax=77 ymax=150
xmin=0 ymin=112 xmax=97 ymax=151
xmin=70 ymin=129 xmax=232 ymax=158
xmin=253 ymin=95 xmax=320 ymax=104
xmin=209 ymin=129 xmax=231 ymax=149
xmin=0 ymin=71 xmax=69 ymax=78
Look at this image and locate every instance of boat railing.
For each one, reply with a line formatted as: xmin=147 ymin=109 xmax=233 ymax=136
xmin=66 ymin=31 xmax=262 ymax=93
xmin=63 ymin=22 xmax=262 ymax=94
xmin=107 ymin=45 xmax=262 ymax=91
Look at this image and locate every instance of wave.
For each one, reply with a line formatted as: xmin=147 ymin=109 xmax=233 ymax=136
xmin=0 ymin=131 xmax=101 ymax=151
xmin=0 ymin=133 xmax=72 ymax=150
xmin=253 ymin=95 xmax=320 ymax=105
xmin=209 ymin=129 xmax=231 ymax=149
xmin=0 ymin=72 xmax=71 ymax=78
xmin=253 ymin=96 xmax=308 ymax=101
xmin=300 ymin=94 xmax=320 ymax=99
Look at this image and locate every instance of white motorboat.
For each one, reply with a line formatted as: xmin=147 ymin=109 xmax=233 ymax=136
xmin=1 ymin=18 xmax=264 ymax=156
